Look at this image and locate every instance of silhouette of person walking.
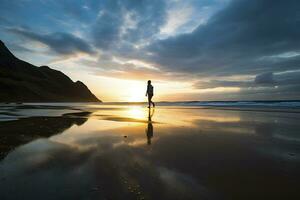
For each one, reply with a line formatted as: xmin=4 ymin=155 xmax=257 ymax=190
xmin=145 ymin=80 xmax=155 ymax=108
xmin=146 ymin=108 xmax=154 ymax=145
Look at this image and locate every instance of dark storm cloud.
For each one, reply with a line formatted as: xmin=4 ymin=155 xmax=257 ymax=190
xmin=147 ymin=0 xmax=300 ymax=76
xmin=8 ymin=28 xmax=95 ymax=55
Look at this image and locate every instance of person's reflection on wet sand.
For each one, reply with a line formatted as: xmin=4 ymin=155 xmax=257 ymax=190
xmin=146 ymin=108 xmax=154 ymax=145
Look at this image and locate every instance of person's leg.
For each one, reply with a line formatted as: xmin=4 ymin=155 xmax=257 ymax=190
xmin=149 ymin=95 xmax=155 ymax=107
xmin=148 ymin=96 xmax=151 ymax=108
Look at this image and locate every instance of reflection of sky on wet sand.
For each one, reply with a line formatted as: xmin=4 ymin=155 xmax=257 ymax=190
xmin=1 ymin=105 xmax=300 ymax=200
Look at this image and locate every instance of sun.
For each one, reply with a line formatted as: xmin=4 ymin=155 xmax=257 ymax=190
xmin=127 ymin=82 xmax=146 ymax=102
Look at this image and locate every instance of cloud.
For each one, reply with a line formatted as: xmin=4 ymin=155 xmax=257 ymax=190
xmin=195 ymin=71 xmax=300 ymax=89
xmin=146 ymin=0 xmax=300 ymax=76
xmin=79 ymin=56 xmax=181 ymax=81
xmin=6 ymin=43 xmax=35 ymax=53
xmin=91 ymin=0 xmax=167 ymax=49
xmin=8 ymin=28 xmax=95 ymax=55
xmin=1 ymin=0 xmax=300 ymax=100
xmin=193 ymin=70 xmax=300 ymax=99
xmin=254 ymin=72 xmax=274 ymax=85
xmin=159 ymin=0 xmax=230 ymax=37
xmin=194 ymin=79 xmax=251 ymax=89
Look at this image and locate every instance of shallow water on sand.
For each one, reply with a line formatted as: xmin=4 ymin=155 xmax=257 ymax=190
xmin=0 ymin=104 xmax=300 ymax=200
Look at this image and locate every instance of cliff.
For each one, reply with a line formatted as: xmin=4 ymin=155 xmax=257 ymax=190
xmin=0 ymin=40 xmax=101 ymax=102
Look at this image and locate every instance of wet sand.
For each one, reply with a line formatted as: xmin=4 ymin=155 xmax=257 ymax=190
xmin=0 ymin=104 xmax=299 ymax=200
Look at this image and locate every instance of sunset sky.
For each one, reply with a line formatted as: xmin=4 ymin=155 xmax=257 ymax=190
xmin=1 ymin=0 xmax=299 ymax=102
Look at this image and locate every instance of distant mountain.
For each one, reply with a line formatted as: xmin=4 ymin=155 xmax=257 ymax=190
xmin=0 ymin=40 xmax=101 ymax=102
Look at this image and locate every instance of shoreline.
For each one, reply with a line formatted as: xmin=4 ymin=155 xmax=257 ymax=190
xmin=1 ymin=104 xmax=300 ymax=123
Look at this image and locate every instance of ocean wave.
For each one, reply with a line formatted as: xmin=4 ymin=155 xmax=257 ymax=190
xmin=164 ymin=101 xmax=300 ymax=108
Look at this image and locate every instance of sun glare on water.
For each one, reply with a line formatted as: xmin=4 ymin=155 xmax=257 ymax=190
xmin=126 ymin=106 xmax=146 ymax=119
